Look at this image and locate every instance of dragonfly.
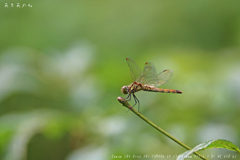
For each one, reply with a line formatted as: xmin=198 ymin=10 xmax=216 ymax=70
xmin=121 ymin=57 xmax=182 ymax=112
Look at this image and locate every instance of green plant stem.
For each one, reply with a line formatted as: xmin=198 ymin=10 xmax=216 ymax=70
xmin=117 ymin=97 xmax=208 ymax=160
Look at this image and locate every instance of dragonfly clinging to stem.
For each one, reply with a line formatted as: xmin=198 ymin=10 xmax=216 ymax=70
xmin=121 ymin=57 xmax=182 ymax=112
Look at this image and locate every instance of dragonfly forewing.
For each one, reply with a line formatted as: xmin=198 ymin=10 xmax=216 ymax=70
xmin=126 ymin=57 xmax=142 ymax=81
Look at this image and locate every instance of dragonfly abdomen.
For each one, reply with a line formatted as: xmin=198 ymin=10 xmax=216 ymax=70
xmin=142 ymin=85 xmax=182 ymax=94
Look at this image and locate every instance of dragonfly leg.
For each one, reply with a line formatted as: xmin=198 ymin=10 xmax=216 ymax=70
xmin=132 ymin=94 xmax=140 ymax=112
xmin=124 ymin=93 xmax=131 ymax=101
xmin=125 ymin=93 xmax=140 ymax=113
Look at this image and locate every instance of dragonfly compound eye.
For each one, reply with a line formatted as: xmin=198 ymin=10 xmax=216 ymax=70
xmin=121 ymin=86 xmax=128 ymax=94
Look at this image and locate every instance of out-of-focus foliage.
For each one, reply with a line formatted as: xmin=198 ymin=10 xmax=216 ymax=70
xmin=0 ymin=1 xmax=240 ymax=160
xmin=177 ymin=139 xmax=240 ymax=160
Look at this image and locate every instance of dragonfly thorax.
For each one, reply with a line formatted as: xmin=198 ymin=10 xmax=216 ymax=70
xmin=121 ymin=82 xmax=143 ymax=95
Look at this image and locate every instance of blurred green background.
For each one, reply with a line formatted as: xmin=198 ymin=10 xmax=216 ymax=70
xmin=1 ymin=1 xmax=240 ymax=160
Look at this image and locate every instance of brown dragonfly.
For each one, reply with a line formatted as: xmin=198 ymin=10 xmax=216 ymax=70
xmin=121 ymin=57 xmax=182 ymax=112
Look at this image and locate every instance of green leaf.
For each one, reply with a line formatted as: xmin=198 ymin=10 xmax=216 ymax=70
xmin=177 ymin=139 xmax=240 ymax=160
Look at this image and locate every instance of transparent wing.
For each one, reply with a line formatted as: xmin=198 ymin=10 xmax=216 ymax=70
xmin=136 ymin=62 xmax=156 ymax=84
xmin=143 ymin=69 xmax=173 ymax=87
xmin=126 ymin=57 xmax=142 ymax=81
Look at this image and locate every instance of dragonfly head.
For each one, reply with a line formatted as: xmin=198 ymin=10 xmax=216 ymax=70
xmin=121 ymin=86 xmax=128 ymax=94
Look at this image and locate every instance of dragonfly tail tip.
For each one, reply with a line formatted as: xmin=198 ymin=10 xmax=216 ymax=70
xmin=176 ymin=90 xmax=182 ymax=94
